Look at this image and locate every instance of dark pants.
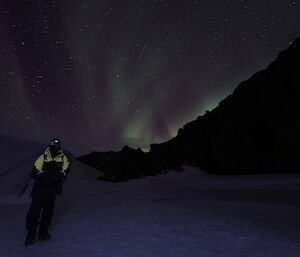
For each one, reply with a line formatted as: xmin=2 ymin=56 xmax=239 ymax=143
xmin=26 ymin=190 xmax=57 ymax=235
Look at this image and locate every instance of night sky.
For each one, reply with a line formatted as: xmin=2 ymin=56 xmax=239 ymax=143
xmin=0 ymin=0 xmax=299 ymax=155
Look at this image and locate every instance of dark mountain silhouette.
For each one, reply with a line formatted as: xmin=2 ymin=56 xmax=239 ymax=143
xmin=77 ymin=38 xmax=300 ymax=181
xmin=76 ymin=151 xmax=116 ymax=169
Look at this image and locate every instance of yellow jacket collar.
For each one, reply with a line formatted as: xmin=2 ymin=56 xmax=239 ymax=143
xmin=44 ymin=147 xmax=64 ymax=158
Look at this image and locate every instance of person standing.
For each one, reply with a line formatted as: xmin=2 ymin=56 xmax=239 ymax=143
xmin=25 ymin=139 xmax=70 ymax=246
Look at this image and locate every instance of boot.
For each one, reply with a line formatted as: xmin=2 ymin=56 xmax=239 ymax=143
xmin=25 ymin=230 xmax=36 ymax=246
xmin=38 ymin=228 xmax=51 ymax=240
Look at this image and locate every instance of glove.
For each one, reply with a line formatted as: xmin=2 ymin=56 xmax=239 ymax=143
xmin=36 ymin=170 xmax=45 ymax=179
xmin=58 ymin=170 xmax=66 ymax=181
xmin=36 ymin=170 xmax=46 ymax=183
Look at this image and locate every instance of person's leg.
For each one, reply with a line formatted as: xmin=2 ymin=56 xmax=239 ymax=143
xmin=38 ymin=193 xmax=57 ymax=239
xmin=25 ymin=195 xmax=43 ymax=244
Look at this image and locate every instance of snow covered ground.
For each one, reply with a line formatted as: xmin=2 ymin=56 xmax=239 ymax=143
xmin=0 ymin=136 xmax=300 ymax=257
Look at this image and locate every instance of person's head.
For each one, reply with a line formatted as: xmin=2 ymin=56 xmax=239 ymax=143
xmin=49 ymin=138 xmax=61 ymax=156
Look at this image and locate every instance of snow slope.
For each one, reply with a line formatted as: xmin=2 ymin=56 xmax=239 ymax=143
xmin=0 ymin=136 xmax=300 ymax=257
xmin=0 ymin=135 xmax=47 ymax=195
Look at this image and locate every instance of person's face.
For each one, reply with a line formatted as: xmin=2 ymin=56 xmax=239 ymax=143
xmin=49 ymin=145 xmax=60 ymax=156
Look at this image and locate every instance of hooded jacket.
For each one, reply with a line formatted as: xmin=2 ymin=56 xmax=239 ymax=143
xmin=31 ymin=147 xmax=70 ymax=195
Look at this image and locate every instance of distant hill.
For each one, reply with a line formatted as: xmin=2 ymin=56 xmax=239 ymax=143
xmin=77 ymin=38 xmax=300 ymax=181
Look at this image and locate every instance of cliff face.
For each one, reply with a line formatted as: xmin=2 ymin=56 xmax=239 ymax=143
xmin=157 ymin=38 xmax=300 ymax=174
xmin=154 ymin=38 xmax=300 ymax=173
xmin=77 ymin=38 xmax=300 ymax=181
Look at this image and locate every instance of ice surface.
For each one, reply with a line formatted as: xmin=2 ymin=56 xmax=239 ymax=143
xmin=0 ymin=136 xmax=300 ymax=257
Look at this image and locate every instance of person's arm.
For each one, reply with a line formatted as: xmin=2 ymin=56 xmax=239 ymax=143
xmin=60 ymin=154 xmax=70 ymax=176
xmin=32 ymin=154 xmax=45 ymax=179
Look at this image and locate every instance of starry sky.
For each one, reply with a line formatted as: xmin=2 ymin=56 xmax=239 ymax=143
xmin=0 ymin=0 xmax=299 ymax=155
